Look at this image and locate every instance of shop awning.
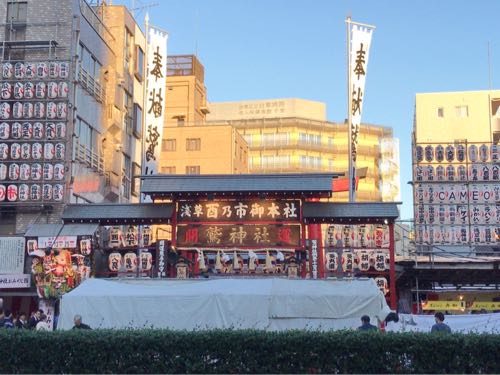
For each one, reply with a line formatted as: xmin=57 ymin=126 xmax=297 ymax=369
xmin=59 ymin=223 xmax=99 ymax=236
xmin=141 ymin=173 xmax=343 ymax=199
xmin=62 ymin=203 xmax=173 ymax=224
xmin=303 ymin=202 xmax=400 ymax=223
xmin=24 ymin=223 xmax=63 ymax=237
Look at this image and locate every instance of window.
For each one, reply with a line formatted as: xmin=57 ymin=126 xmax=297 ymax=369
xmin=455 ymin=105 xmax=468 ymax=118
xmin=162 ymin=139 xmax=176 ymax=151
xmin=437 ymin=107 xmax=444 ymax=118
xmin=131 ymin=162 xmax=141 ymax=196
xmin=78 ymin=43 xmax=101 ymax=81
xmin=186 ymin=138 xmax=201 ymax=151
xmin=123 ymin=91 xmax=133 ymax=133
xmin=122 ymin=154 xmax=131 ymax=199
xmin=6 ymin=1 xmax=27 ymax=23
xmin=133 ymin=104 xmax=143 ymax=137
xmin=135 ymin=45 xmax=144 ymax=81
xmin=75 ymin=118 xmax=97 ymax=153
xmin=124 ymin=28 xmax=133 ymax=71
xmin=186 ymin=166 xmax=200 ymax=174
xmin=161 ymin=166 xmax=176 ymax=174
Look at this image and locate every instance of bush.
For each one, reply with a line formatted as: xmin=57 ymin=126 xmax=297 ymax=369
xmin=1 ymin=329 xmax=499 ymax=374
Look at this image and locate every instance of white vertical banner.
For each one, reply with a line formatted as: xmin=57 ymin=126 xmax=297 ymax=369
xmin=347 ymin=19 xmax=375 ymax=201
xmin=143 ymin=26 xmax=168 ymax=177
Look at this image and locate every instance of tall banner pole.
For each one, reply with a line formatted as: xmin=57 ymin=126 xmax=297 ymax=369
xmin=346 ymin=16 xmax=353 ymax=202
xmin=346 ymin=18 xmax=375 ymax=202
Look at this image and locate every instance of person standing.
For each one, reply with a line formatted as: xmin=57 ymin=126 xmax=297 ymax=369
xmin=35 ymin=314 xmax=50 ymax=331
xmin=357 ymin=315 xmax=378 ymax=331
xmin=2 ymin=310 xmax=15 ymax=329
xmin=15 ymin=312 xmax=29 ymax=329
xmin=431 ymin=312 xmax=451 ymax=333
xmin=72 ymin=315 xmax=91 ymax=330
xmin=28 ymin=309 xmax=43 ymax=330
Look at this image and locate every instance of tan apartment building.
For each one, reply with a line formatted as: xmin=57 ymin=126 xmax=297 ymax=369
xmin=159 ymin=55 xmax=248 ymax=174
xmin=412 ymin=90 xmax=500 ymax=253
xmin=207 ymin=99 xmax=400 ymax=202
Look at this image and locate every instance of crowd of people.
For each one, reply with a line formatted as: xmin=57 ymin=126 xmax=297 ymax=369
xmin=0 ymin=309 xmax=52 ymax=330
xmin=0 ymin=309 xmax=91 ymax=331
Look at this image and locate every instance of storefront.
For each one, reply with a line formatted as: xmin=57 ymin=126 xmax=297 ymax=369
xmin=61 ymin=173 xmax=400 ymax=309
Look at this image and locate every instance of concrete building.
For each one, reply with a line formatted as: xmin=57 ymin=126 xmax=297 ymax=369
xmin=159 ymin=55 xmax=248 ymax=175
xmin=207 ymin=99 xmax=400 ymax=202
xmin=0 ymin=1 xmax=146 ymax=236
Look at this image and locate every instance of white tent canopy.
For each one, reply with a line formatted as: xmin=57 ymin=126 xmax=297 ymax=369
xmin=58 ymin=278 xmax=392 ymax=331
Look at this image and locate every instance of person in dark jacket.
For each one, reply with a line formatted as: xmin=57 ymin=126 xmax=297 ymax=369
xmin=28 ymin=309 xmax=43 ymax=329
xmin=15 ymin=312 xmax=29 ymax=329
xmin=357 ymin=315 xmax=378 ymax=331
xmin=72 ymin=314 xmax=91 ymax=330
xmin=431 ymin=312 xmax=451 ymax=333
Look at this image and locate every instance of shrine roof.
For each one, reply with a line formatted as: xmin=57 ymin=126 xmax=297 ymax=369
xmin=140 ymin=173 xmax=342 ymax=198
xmin=303 ymin=202 xmax=400 ymax=223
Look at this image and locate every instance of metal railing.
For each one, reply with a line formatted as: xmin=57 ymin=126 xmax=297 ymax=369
xmin=78 ymin=64 xmax=105 ymax=103
xmin=74 ymin=139 xmax=104 ymax=174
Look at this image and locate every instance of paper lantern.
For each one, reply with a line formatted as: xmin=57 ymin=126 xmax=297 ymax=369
xmin=80 ymin=239 xmax=92 ymax=256
xmin=32 ymin=143 xmax=42 ymax=160
xmin=491 ymin=144 xmax=499 ymax=162
xmin=57 ymin=102 xmax=67 ymax=119
xmin=47 ymin=102 xmax=57 ymax=119
xmin=445 ymin=145 xmax=455 ymax=162
xmin=124 ymin=225 xmax=138 ymax=247
xmin=24 ymin=82 xmax=35 ymax=99
xmin=2 ymin=62 xmax=13 ymax=78
xmin=108 ymin=252 xmax=122 ymax=272
xmin=56 ymin=123 xmax=66 ymax=139
xmin=35 ymin=82 xmax=46 ymax=98
xmin=59 ymin=62 xmax=70 ymax=78
xmin=1 ymin=82 xmax=12 ymax=100
xmin=25 ymin=62 xmax=36 ymax=78
xmin=110 ymin=226 xmax=124 ymax=248
xmin=21 ymin=143 xmax=30 ymax=159
xmin=54 ymin=163 xmax=64 ymax=180
xmin=424 ymin=145 xmax=433 ymax=162
xmin=44 ymin=143 xmax=54 ymax=160
xmin=0 ymin=185 xmax=5 ymax=201
xmin=140 ymin=226 xmax=152 ymax=246
xmin=325 ymin=252 xmax=338 ymax=271
xmin=13 ymin=102 xmax=23 ymax=119
xmin=14 ymin=82 xmax=24 ymax=99
xmin=30 ymin=184 xmax=41 ymax=200
xmin=49 ymin=62 xmax=60 ymax=78
xmin=42 ymin=184 xmax=53 ymax=200
xmin=11 ymin=122 xmax=21 ymax=138
xmin=20 ymin=164 xmax=30 ymax=180
xmin=341 ymin=251 xmax=354 ymax=272
xmin=7 ymin=184 xmax=18 ymax=201
xmin=414 ymin=166 xmax=423 ymax=181
xmin=425 ymin=165 xmax=434 ymax=181
xmin=435 ymin=145 xmax=444 ymax=162
xmin=14 ymin=62 xmax=25 ymax=78
xmin=47 ymin=82 xmax=58 ymax=99
xmin=10 ymin=143 xmax=20 ymax=159
xmin=436 ymin=165 xmax=445 ymax=181
xmin=0 ymin=144 xmax=7 ymax=160
xmin=31 ymin=163 xmax=42 ymax=180
xmin=139 ymin=251 xmax=153 ymax=271
xmin=492 ymin=165 xmax=499 ymax=181
xmin=468 ymin=144 xmax=478 ymax=162
xmin=53 ymin=184 xmax=64 ymax=201
xmin=446 ymin=165 xmax=455 ymax=181
xmin=0 ymin=103 xmax=10 ymax=120
xmin=18 ymin=184 xmax=29 ymax=201
xmin=34 ymin=102 xmax=45 ymax=118
xmin=23 ymin=102 xmax=33 ymax=119
xmin=374 ymin=251 xmax=387 ymax=271
xmin=55 ymin=143 xmax=65 ymax=159
xmin=415 ymin=145 xmax=423 ymax=162
xmin=8 ymin=163 xmax=19 ymax=180
xmin=0 ymin=163 xmax=6 ymax=180
xmin=58 ymin=82 xmax=69 ymax=98
xmin=0 ymin=122 xmax=9 ymax=139
xmin=36 ymin=62 xmax=48 ymax=78
xmin=479 ymin=144 xmax=488 ymax=162
xmin=375 ymin=277 xmax=389 ymax=295
xmin=43 ymin=163 xmax=54 ymax=180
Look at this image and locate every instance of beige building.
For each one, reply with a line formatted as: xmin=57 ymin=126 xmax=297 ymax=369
xmin=207 ymin=99 xmax=400 ymax=202
xmin=412 ymin=89 xmax=500 ymax=253
xmin=159 ymin=55 xmax=248 ymax=175
xmin=415 ymin=90 xmax=500 ymax=143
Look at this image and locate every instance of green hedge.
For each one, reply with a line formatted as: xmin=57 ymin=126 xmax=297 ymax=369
xmin=1 ymin=329 xmax=499 ymax=374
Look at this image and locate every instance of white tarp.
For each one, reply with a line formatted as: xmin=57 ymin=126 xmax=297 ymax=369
xmin=386 ymin=313 xmax=500 ymax=334
xmin=58 ymin=278 xmax=391 ymax=331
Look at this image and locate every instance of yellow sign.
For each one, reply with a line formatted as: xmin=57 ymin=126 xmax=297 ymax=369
xmin=422 ymin=300 xmax=465 ymax=310
xmin=470 ymin=302 xmax=500 ymax=310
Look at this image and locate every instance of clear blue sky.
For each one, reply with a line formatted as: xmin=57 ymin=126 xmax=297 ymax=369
xmin=115 ymin=0 xmax=499 ymax=220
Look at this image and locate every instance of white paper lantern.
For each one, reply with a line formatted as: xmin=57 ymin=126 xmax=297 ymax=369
xmin=14 ymin=62 xmax=25 ymax=79
xmin=31 ymin=163 xmax=42 ymax=180
xmin=25 ymin=63 xmax=36 ymax=78
xmin=45 ymin=123 xmax=55 ymax=139
xmin=10 ymin=143 xmax=20 ymax=159
xmin=24 ymin=82 xmax=35 ymax=99
xmin=10 ymin=122 xmax=20 ymax=139
xmin=49 ymin=62 xmax=60 ymax=78
xmin=58 ymin=81 xmax=69 ymax=98
xmin=42 ymin=183 xmax=52 ymax=200
xmin=43 ymin=163 xmax=54 ymax=180
xmin=33 ymin=122 xmax=44 ymax=139
xmin=22 ymin=102 xmax=33 ymax=119
xmin=19 ymin=164 xmax=30 ymax=180
xmin=34 ymin=102 xmax=45 ymax=118
xmin=0 ymin=163 xmax=6 ymax=180
xmin=57 ymin=102 xmax=67 ymax=119
xmin=53 ymin=184 xmax=64 ymax=201
xmin=21 ymin=122 xmax=32 ymax=139
xmin=13 ymin=102 xmax=23 ymax=119
xmin=20 ymin=143 xmax=30 ymax=159
xmin=55 ymin=143 xmax=65 ymax=160
xmin=2 ymin=62 xmax=13 ymax=78
xmin=435 ymin=145 xmax=444 ymax=162
xmin=445 ymin=145 xmax=455 ymax=162
xmin=0 ymin=122 xmax=9 ymax=140
xmin=108 ymin=252 xmax=122 ymax=272
xmin=0 ymin=103 xmax=11 ymax=120
xmin=43 ymin=143 xmax=54 ymax=160
xmin=47 ymin=82 xmax=58 ymax=99
xmin=124 ymin=252 xmax=137 ymax=272
xmin=8 ymin=163 xmax=19 ymax=180
xmin=30 ymin=184 xmax=41 ymax=200
xmin=56 ymin=122 xmax=66 ymax=139
xmin=35 ymin=82 xmax=46 ymax=98
xmin=1 ymin=82 xmax=12 ymax=100
xmin=19 ymin=184 xmax=29 ymax=201
xmin=36 ymin=62 xmax=48 ymax=78
xmin=32 ymin=143 xmax=42 ymax=159
xmin=46 ymin=102 xmax=57 ymax=119
xmin=59 ymin=62 xmax=70 ymax=78
xmin=54 ymin=163 xmax=64 ymax=180
xmin=0 ymin=143 xmax=8 ymax=160
xmin=7 ymin=184 xmax=18 ymax=201
xmin=0 ymin=184 xmax=5 ymax=201
xmin=424 ymin=145 xmax=434 ymax=162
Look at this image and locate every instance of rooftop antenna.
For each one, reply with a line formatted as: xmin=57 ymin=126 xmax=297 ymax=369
xmin=130 ymin=0 xmax=159 ymax=20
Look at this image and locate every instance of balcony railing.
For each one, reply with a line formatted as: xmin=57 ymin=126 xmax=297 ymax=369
xmin=78 ymin=64 xmax=105 ymax=103
xmin=74 ymin=139 xmax=104 ymax=174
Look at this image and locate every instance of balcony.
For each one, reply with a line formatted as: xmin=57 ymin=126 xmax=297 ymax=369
xmin=78 ymin=65 xmax=105 ymax=103
xmin=74 ymin=139 xmax=104 ymax=174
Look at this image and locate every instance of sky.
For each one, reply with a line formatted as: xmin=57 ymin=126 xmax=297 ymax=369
xmin=115 ymin=0 xmax=499 ymax=220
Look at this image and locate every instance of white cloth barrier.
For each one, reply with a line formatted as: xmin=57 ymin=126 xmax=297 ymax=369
xmin=386 ymin=313 xmax=500 ymax=334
